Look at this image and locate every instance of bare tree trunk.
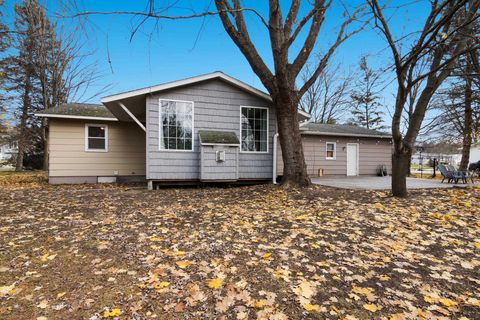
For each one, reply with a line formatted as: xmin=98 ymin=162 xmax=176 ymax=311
xmin=460 ymin=77 xmax=473 ymax=171
xmin=274 ymin=90 xmax=310 ymax=187
xmin=391 ymin=148 xmax=411 ymax=197
xmin=15 ymin=78 xmax=31 ymax=171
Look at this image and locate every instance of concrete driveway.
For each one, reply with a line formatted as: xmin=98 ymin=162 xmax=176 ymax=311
xmin=311 ymin=176 xmax=473 ymax=190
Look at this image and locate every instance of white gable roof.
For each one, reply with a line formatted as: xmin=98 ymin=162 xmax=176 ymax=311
xmin=101 ymin=71 xmax=271 ymax=103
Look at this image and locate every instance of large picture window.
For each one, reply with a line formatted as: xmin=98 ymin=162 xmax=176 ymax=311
xmin=159 ymin=99 xmax=193 ymax=151
xmin=85 ymin=124 xmax=108 ymax=152
xmin=241 ymin=106 xmax=268 ymax=152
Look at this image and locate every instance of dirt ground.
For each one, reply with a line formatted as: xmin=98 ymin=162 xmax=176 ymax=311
xmin=0 ymin=176 xmax=479 ymax=320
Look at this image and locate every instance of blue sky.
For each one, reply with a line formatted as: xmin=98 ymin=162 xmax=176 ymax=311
xmin=2 ymin=0 xmax=432 ymax=124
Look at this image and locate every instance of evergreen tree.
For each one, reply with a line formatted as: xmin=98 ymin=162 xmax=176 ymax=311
xmin=349 ymin=57 xmax=386 ymax=131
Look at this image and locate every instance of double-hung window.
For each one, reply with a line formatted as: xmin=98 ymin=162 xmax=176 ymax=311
xmin=326 ymin=142 xmax=336 ymax=159
xmin=240 ymin=106 xmax=268 ymax=152
xmin=85 ymin=124 xmax=108 ymax=152
xmin=159 ymin=99 xmax=193 ymax=151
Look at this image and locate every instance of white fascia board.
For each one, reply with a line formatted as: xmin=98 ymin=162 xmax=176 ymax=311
xmin=101 ymin=72 xmax=272 ymax=103
xmin=298 ymin=110 xmax=311 ymax=119
xmin=300 ymin=130 xmax=392 ymax=139
xmin=35 ymin=114 xmax=118 ymax=121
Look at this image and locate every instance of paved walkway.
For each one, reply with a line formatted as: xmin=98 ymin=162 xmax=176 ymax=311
xmin=311 ymin=176 xmax=473 ymax=190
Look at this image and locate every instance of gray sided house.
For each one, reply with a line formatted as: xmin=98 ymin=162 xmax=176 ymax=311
xmin=35 ymin=72 xmax=392 ymax=187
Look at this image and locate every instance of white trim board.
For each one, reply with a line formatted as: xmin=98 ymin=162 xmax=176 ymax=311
xmin=35 ymin=113 xmax=118 ymax=121
xmin=300 ymin=131 xmax=392 ymax=139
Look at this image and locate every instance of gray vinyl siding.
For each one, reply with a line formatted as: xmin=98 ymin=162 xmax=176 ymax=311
xmin=146 ymin=79 xmax=276 ymax=180
xmin=277 ymin=135 xmax=392 ymax=176
xmin=200 ymin=145 xmax=239 ymax=180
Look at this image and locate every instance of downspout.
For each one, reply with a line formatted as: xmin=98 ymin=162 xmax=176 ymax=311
xmin=272 ymin=132 xmax=279 ymax=184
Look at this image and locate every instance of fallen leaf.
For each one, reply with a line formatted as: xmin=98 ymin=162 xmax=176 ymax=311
xmin=439 ymin=298 xmax=457 ymax=308
xmin=363 ymin=303 xmax=378 ymax=312
xmin=176 ymin=260 xmax=193 ymax=269
xmin=103 ymin=308 xmax=121 ymax=318
xmin=37 ymin=299 xmax=48 ymax=309
xmin=303 ymin=303 xmax=320 ymax=311
xmin=207 ymin=278 xmax=223 ymax=289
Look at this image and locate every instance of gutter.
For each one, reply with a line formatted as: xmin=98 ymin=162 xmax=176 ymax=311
xmin=34 ymin=113 xmax=118 ymax=121
xmin=272 ymin=132 xmax=279 ymax=184
xmin=300 ymin=130 xmax=392 ymax=139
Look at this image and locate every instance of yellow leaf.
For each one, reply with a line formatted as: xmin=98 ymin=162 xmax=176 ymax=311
xmin=352 ymin=286 xmax=373 ymax=296
xmin=474 ymin=242 xmax=480 ymax=249
xmin=379 ymin=275 xmax=390 ymax=281
xmin=56 ymin=292 xmax=66 ymax=298
xmin=374 ymin=203 xmax=384 ymax=210
xmin=251 ymin=299 xmax=266 ymax=308
xmin=262 ymin=253 xmax=272 ymax=260
xmin=173 ymin=250 xmax=187 ymax=256
xmin=439 ymin=298 xmax=457 ymax=308
xmin=424 ymin=296 xmax=435 ymax=304
xmin=441 ymin=33 xmax=448 ymax=40
xmin=41 ymin=252 xmax=50 ymax=262
xmin=317 ymin=261 xmax=329 ymax=267
xmin=176 ymin=260 xmax=192 ymax=269
xmin=295 ymin=215 xmax=307 ymax=220
xmin=103 ymin=308 xmax=121 ymax=318
xmin=207 ymin=278 xmax=223 ymax=289
xmin=0 ymin=284 xmax=15 ymax=297
xmin=150 ymin=236 xmax=162 ymax=242
xmin=363 ymin=303 xmax=378 ymax=312
xmin=154 ymin=281 xmax=170 ymax=289
xmin=304 ymin=303 xmax=320 ymax=312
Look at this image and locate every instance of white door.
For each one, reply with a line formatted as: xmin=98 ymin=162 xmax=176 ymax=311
xmin=346 ymin=144 xmax=359 ymax=176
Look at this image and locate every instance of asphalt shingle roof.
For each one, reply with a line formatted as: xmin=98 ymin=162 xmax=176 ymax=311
xmin=36 ymin=103 xmax=116 ymax=119
xmin=199 ymin=130 xmax=240 ymax=145
xmin=300 ymin=123 xmax=391 ymax=138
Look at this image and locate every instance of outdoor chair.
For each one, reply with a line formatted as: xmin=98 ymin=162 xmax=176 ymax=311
xmin=447 ymin=165 xmax=472 ymax=183
xmin=438 ymin=164 xmax=463 ymax=183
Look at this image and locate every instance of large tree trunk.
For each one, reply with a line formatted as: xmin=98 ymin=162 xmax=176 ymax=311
xmin=459 ymin=77 xmax=473 ymax=171
xmin=15 ymin=141 xmax=25 ymax=171
xmin=274 ymin=90 xmax=310 ymax=187
xmin=391 ymin=147 xmax=411 ymax=197
xmin=16 ymin=71 xmax=33 ymax=171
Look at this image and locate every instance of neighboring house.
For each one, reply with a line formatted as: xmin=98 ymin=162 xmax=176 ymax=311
xmin=0 ymin=138 xmax=17 ymax=162
xmin=36 ymin=72 xmax=393 ymax=187
xmin=411 ymin=152 xmax=461 ymax=166
xmin=276 ymin=123 xmax=392 ymax=177
xmin=470 ymin=144 xmax=480 ymax=163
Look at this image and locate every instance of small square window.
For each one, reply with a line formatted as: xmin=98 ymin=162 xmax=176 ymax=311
xmin=326 ymin=142 xmax=336 ymax=159
xmin=85 ymin=124 xmax=108 ymax=152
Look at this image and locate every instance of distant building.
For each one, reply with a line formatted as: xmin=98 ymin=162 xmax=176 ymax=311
xmin=411 ymin=152 xmax=461 ymax=166
xmin=470 ymin=144 xmax=480 ymax=163
xmin=0 ymin=139 xmax=17 ymax=162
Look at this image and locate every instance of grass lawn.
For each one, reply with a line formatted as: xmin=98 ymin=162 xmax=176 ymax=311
xmin=0 ymin=175 xmax=479 ymax=319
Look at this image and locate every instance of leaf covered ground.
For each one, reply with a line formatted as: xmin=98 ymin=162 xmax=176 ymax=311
xmin=0 ymin=179 xmax=479 ymax=320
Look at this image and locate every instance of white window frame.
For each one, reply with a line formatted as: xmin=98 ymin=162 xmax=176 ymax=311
xmin=158 ymin=99 xmax=195 ymax=152
xmin=85 ymin=124 xmax=108 ymax=152
xmin=240 ymin=106 xmax=269 ymax=154
xmin=326 ymin=142 xmax=336 ymax=160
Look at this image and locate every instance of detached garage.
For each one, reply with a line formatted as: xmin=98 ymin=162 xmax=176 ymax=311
xmin=276 ymin=123 xmax=392 ymax=179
